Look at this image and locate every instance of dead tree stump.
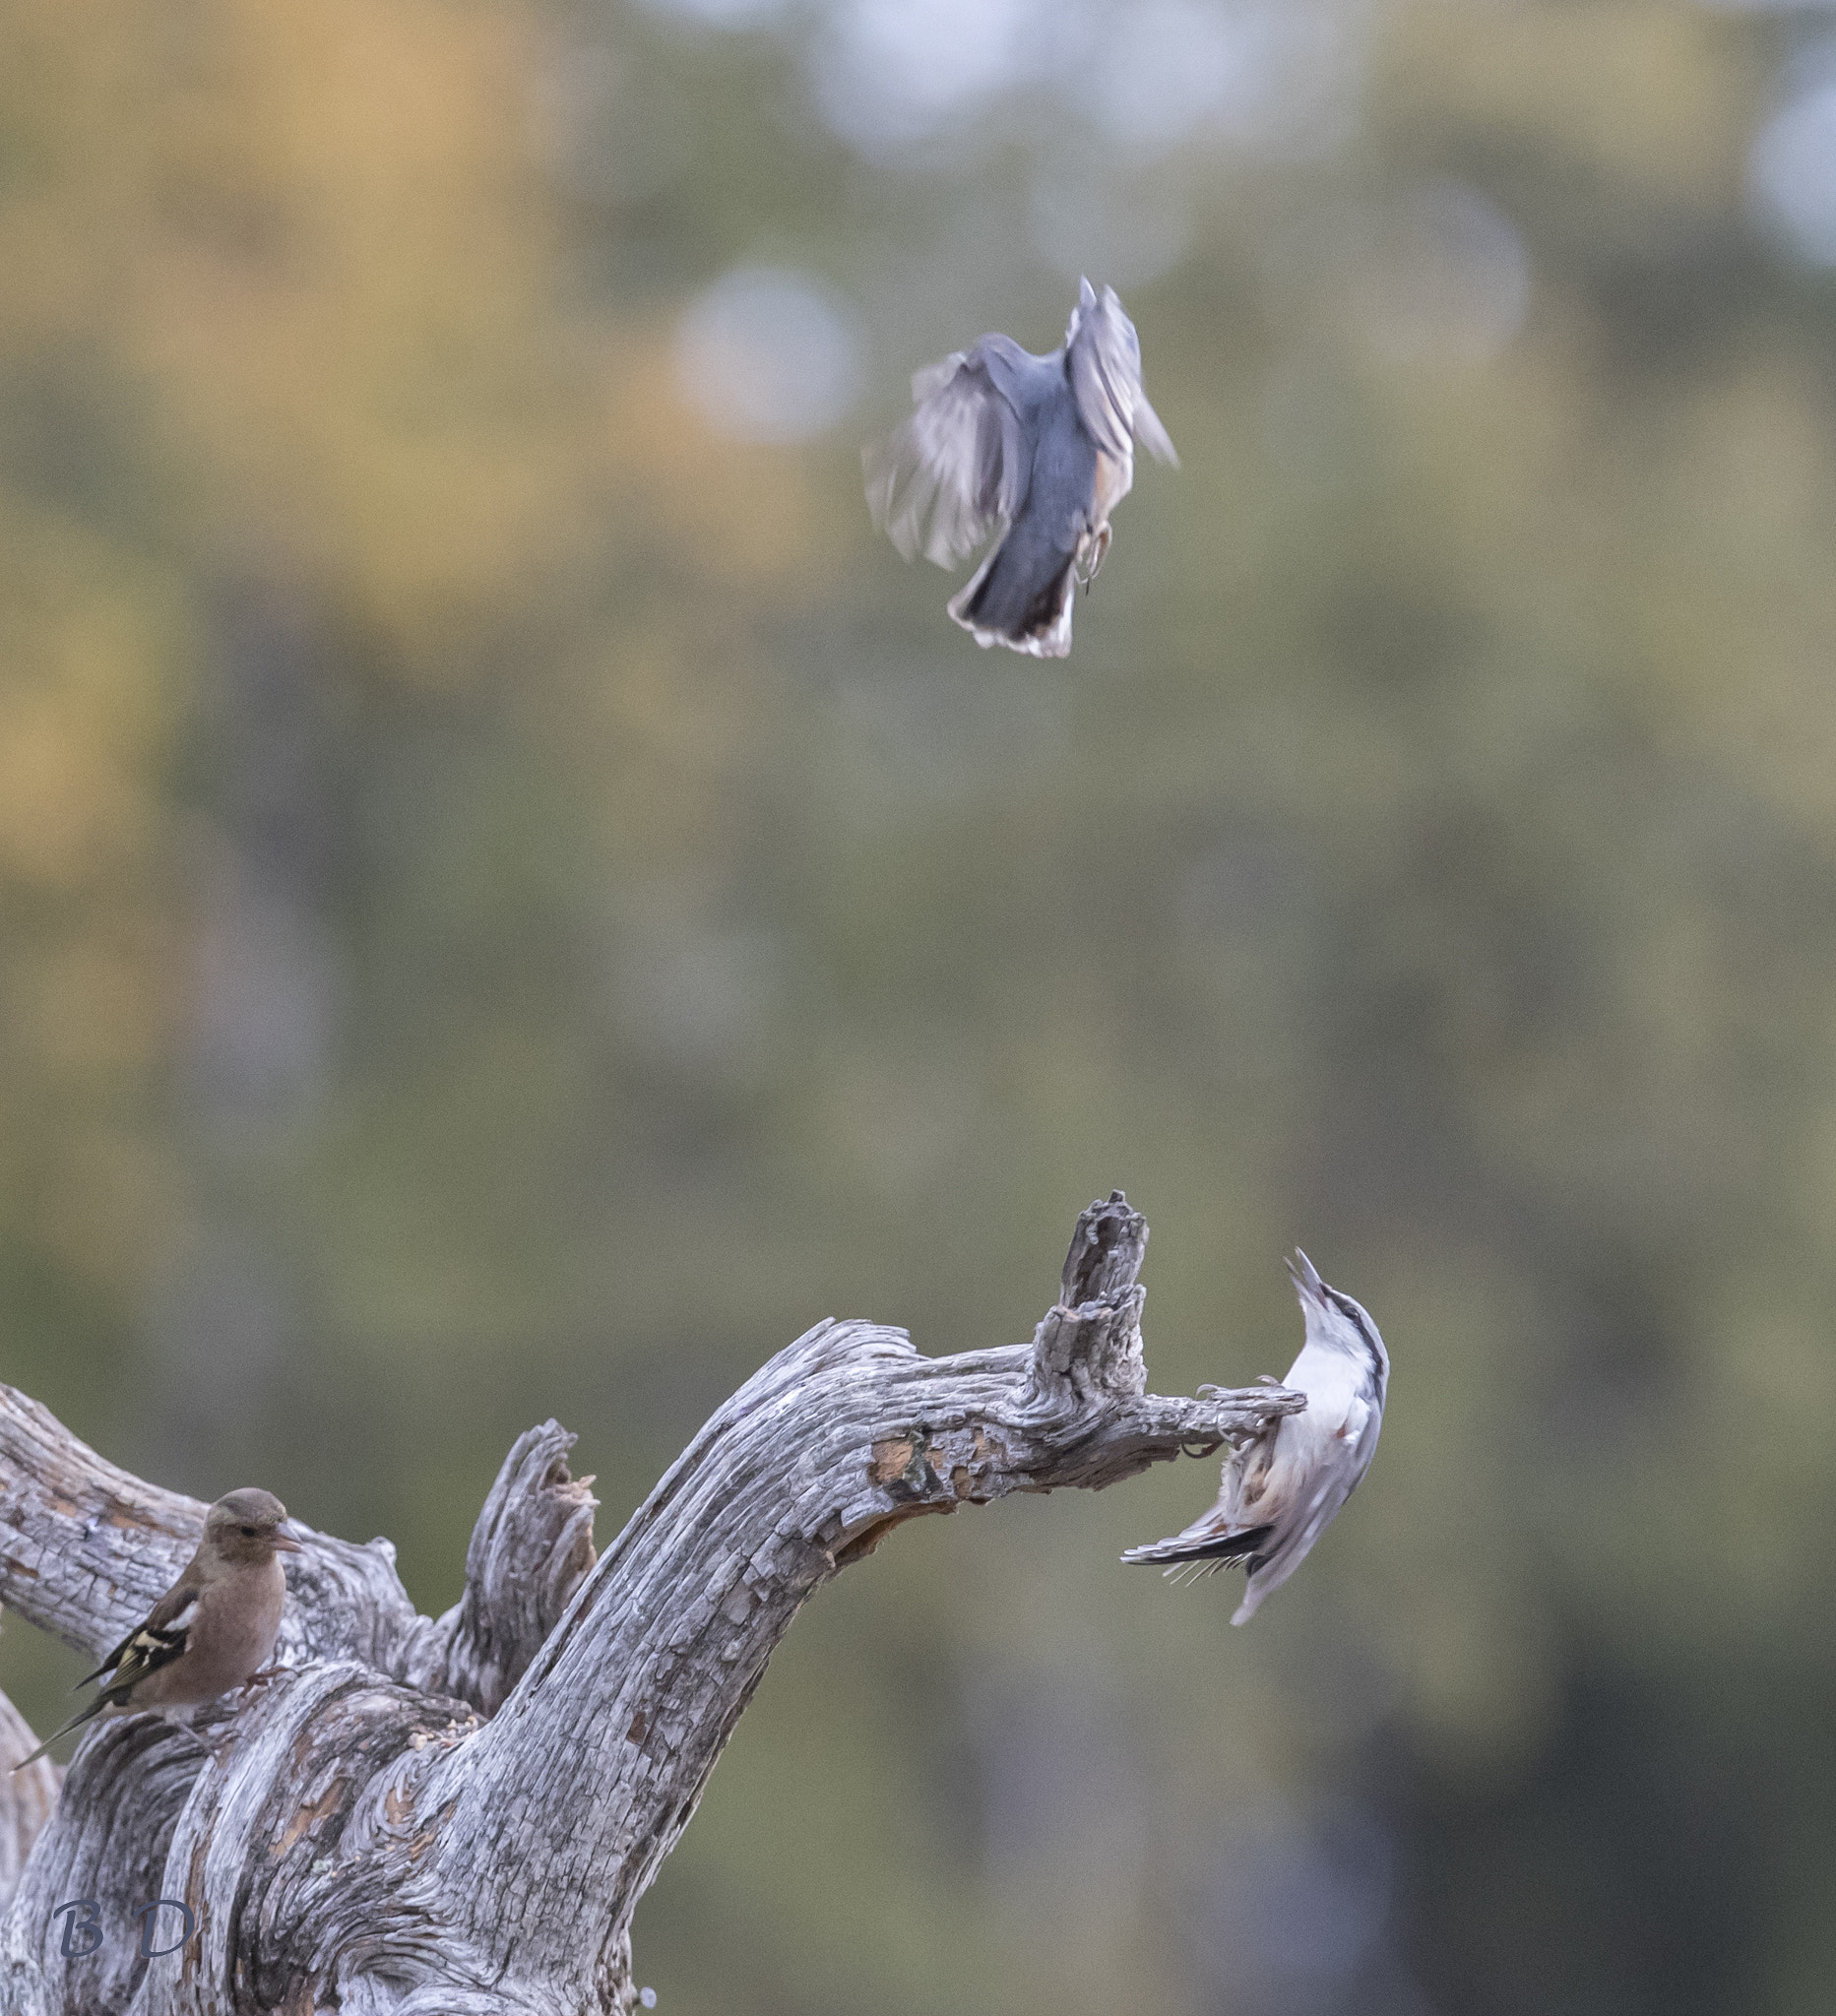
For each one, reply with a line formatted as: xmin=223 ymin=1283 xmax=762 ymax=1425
xmin=0 ymin=1193 xmax=1301 ymax=2015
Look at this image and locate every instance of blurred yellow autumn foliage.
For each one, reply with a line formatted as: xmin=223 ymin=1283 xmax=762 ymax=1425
xmin=7 ymin=1 xmax=1836 ymax=2011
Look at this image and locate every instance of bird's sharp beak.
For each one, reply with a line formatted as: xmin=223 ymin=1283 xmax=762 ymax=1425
xmin=272 ymin=1524 xmax=304 ymax=1554
xmin=1286 ymin=1248 xmax=1326 ymax=1303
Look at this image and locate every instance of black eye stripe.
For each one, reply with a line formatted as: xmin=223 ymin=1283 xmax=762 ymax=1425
xmin=1323 ymin=1289 xmax=1386 ymax=1381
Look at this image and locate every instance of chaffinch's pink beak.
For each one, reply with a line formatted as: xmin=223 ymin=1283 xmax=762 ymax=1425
xmin=271 ymin=1522 xmax=304 ymax=1554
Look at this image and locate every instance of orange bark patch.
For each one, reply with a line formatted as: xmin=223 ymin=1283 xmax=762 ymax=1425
xmin=276 ymin=1781 xmax=346 ymax=1854
xmin=868 ymin=1439 xmax=914 ymax=1486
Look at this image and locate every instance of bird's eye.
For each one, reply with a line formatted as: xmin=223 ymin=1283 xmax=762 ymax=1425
xmin=240 ymin=1525 xmax=258 ymax=1538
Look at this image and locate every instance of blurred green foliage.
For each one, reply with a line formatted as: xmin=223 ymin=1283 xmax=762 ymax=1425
xmin=4 ymin=1 xmax=1836 ymax=2010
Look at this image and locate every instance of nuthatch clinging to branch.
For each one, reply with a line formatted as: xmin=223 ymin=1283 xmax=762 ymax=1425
xmin=863 ymin=279 xmax=1178 ymax=659
xmin=1123 ymin=1252 xmax=1389 ymax=1623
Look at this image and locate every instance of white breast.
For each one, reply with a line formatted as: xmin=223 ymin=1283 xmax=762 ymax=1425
xmin=1256 ymin=1342 xmax=1366 ymax=1494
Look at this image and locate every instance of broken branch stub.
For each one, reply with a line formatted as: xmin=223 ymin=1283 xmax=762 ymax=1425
xmin=398 ymin=1420 xmax=601 ymax=1716
xmin=0 ymin=1192 xmax=1302 ymax=2014
xmin=1027 ymin=1187 xmax=1150 ymax=1413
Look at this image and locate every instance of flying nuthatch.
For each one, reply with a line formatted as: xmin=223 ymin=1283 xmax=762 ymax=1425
xmin=863 ymin=279 xmax=1178 ymax=658
xmin=1123 ymin=1252 xmax=1389 ymax=1623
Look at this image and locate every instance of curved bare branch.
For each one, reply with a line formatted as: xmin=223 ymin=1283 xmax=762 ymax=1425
xmin=0 ymin=1193 xmax=1301 ymax=2015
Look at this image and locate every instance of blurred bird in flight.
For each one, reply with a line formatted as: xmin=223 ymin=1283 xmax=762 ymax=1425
xmin=864 ymin=278 xmax=1178 ymax=658
xmin=1123 ymin=1252 xmax=1388 ymax=1622
xmin=11 ymin=1488 xmax=303 ymax=1770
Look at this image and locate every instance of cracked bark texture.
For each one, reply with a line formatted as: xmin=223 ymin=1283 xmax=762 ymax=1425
xmin=0 ymin=1680 xmax=59 ymax=1914
xmin=0 ymin=1193 xmax=1303 ymax=2015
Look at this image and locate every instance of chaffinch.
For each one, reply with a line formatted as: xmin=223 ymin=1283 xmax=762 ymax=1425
xmin=12 ymin=1488 xmax=303 ymax=1770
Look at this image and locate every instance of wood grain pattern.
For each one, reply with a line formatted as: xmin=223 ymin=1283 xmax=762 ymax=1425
xmin=0 ymin=1194 xmax=1302 ymax=2014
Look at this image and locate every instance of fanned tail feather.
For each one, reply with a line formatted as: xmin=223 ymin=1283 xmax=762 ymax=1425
xmin=1119 ymin=1524 xmax=1274 ymax=1575
xmin=948 ymin=536 xmax=1076 ymax=658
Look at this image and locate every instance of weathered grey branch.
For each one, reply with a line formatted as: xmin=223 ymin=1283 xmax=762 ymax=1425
xmin=0 ymin=1678 xmax=59 ymax=1915
xmin=0 ymin=1385 xmax=426 ymax=1683
xmin=0 ymin=1397 xmax=599 ymax=1722
xmin=0 ymin=1192 xmax=1302 ymax=2015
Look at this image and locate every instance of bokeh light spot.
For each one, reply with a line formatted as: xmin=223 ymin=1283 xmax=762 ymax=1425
xmin=1750 ymin=77 xmax=1836 ymax=265
xmin=675 ymin=269 xmax=865 ymax=444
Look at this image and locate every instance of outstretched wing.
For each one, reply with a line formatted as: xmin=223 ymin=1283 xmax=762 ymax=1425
xmin=863 ymin=339 xmax=1026 ymax=568
xmin=1066 ymin=279 xmax=1179 ymax=469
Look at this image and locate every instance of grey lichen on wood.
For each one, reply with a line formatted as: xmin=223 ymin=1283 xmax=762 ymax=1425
xmin=0 ymin=1192 xmax=1303 ymax=2015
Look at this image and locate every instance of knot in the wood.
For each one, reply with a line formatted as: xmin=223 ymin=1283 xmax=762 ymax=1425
xmin=1026 ymin=1191 xmax=1150 ymax=1412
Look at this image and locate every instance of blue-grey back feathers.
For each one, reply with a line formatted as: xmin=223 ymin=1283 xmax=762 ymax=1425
xmin=864 ymin=281 xmax=1176 ymax=657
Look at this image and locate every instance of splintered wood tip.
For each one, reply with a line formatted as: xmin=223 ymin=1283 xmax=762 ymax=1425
xmin=1058 ymin=1192 xmax=1148 ymax=1308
